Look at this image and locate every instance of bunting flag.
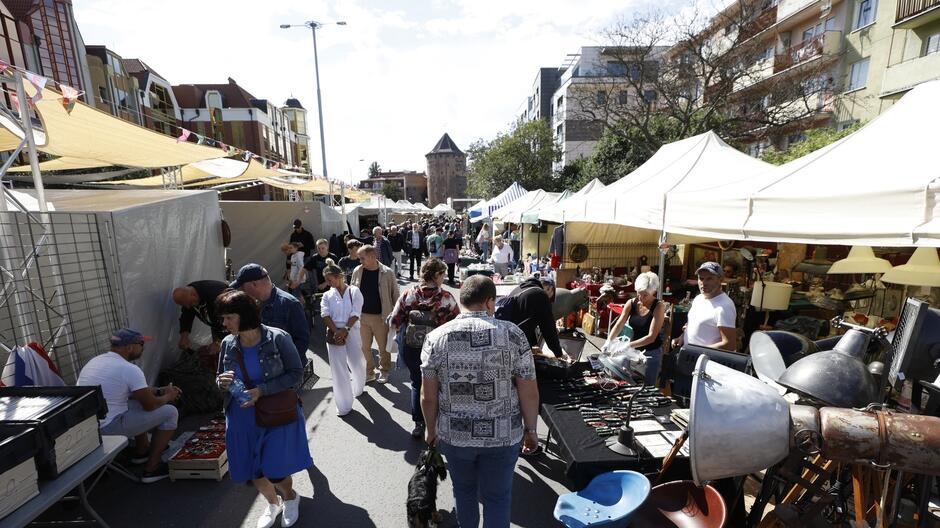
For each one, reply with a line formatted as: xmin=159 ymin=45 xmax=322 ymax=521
xmin=0 ymin=59 xmax=10 ymax=75
xmin=196 ymin=134 xmax=206 ymax=145
xmin=242 ymin=150 xmax=252 ymax=162
xmin=60 ymin=84 xmax=79 ymax=114
xmin=25 ymin=72 xmax=47 ymax=104
xmin=218 ymin=141 xmax=227 ymax=152
xmin=176 ymin=128 xmax=191 ymax=143
xmin=9 ymin=92 xmax=19 ymax=112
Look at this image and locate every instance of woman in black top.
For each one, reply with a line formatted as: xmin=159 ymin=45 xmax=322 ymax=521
xmin=441 ymin=230 xmax=463 ymax=285
xmin=605 ymin=272 xmax=666 ymax=386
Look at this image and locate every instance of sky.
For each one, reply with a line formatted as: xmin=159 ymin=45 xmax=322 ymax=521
xmin=74 ymin=0 xmax=664 ymax=184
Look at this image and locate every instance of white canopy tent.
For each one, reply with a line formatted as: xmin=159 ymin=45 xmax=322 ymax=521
xmin=491 ymin=190 xmax=564 ymax=225
xmin=536 ymin=179 xmax=606 ymax=224
xmin=431 ymin=203 xmax=456 ymax=216
xmin=521 ymin=190 xmax=571 ymax=224
xmin=469 ymin=182 xmax=528 ymax=223
xmin=664 ymin=80 xmax=940 ymax=247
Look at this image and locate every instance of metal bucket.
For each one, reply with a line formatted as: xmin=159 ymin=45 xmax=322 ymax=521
xmin=689 ymin=355 xmax=791 ymax=485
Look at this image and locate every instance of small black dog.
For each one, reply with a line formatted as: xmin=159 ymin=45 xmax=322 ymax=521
xmin=407 ymin=447 xmax=448 ymax=527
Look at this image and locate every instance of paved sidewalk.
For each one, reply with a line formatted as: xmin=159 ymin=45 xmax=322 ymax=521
xmin=64 ymin=277 xmax=571 ymax=527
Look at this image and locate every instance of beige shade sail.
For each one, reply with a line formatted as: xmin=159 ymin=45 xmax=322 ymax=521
xmin=8 ymin=156 xmax=113 ymax=172
xmin=11 ymin=84 xmax=227 ymax=167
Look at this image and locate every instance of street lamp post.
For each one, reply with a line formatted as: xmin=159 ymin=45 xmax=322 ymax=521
xmin=280 ymin=20 xmax=346 ymax=189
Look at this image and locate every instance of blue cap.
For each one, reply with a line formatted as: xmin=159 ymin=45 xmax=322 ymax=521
xmin=230 ymin=263 xmax=269 ymax=288
xmin=696 ymin=261 xmax=723 ymax=277
xmin=110 ymin=328 xmax=152 ymax=347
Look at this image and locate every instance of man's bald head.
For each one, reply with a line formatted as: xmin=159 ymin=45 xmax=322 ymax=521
xmin=172 ymin=287 xmax=199 ymax=308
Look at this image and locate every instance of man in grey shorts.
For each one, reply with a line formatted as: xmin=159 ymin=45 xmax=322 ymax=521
xmin=78 ymin=328 xmax=182 ymax=483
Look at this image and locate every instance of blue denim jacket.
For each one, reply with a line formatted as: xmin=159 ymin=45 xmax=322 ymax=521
xmin=217 ymin=325 xmax=303 ymax=408
xmin=260 ymin=286 xmax=310 ymax=356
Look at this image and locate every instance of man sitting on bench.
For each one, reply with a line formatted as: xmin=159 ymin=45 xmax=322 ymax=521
xmin=78 ymin=328 xmax=181 ymax=483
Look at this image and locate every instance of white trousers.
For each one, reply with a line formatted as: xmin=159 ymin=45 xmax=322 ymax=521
xmin=326 ymin=329 xmax=366 ymax=415
xmin=392 ymin=251 xmax=404 ymax=275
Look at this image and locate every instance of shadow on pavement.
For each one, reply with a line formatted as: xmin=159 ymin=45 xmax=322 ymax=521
xmin=302 ymin=463 xmax=376 ymax=527
xmin=341 ymin=392 xmax=424 ymax=465
xmin=511 ymin=465 xmax=563 ymax=527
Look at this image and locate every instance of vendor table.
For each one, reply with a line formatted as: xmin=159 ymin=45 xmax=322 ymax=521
xmin=2 ymin=435 xmax=128 ymax=528
xmin=538 ymin=373 xmax=688 ymax=489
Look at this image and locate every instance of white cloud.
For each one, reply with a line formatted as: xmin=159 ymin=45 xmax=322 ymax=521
xmin=74 ymin=0 xmax=648 ymax=184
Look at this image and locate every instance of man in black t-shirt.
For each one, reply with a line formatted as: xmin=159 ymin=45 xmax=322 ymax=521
xmin=303 ymin=238 xmax=338 ymax=295
xmin=338 ymin=239 xmax=362 ymax=283
xmin=503 ymin=277 xmax=565 ymax=358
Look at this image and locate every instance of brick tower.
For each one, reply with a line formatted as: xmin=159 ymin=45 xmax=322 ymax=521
xmin=425 ymin=133 xmax=467 ymax=207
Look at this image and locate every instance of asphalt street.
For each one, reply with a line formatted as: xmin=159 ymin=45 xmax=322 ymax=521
xmin=49 ymin=277 xmax=573 ymax=528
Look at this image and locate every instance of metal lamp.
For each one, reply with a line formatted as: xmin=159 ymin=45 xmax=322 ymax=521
xmin=827 ymin=246 xmax=892 ymax=274
xmin=882 ymin=247 xmax=940 ymax=287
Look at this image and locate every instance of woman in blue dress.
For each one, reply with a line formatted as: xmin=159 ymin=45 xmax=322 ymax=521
xmin=215 ymin=290 xmax=312 ymax=528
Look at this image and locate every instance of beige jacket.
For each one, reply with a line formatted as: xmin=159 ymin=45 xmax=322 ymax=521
xmin=351 ymin=263 xmax=400 ymax=320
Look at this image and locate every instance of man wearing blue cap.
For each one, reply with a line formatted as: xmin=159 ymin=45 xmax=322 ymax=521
xmin=671 ymin=262 xmax=737 ymax=351
xmin=78 ymin=328 xmax=181 ymax=483
xmin=232 ymin=264 xmax=311 ymax=374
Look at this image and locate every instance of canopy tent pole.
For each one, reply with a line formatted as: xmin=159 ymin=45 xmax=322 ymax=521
xmin=657 ymin=231 xmax=667 ymax=300
xmin=16 ymin=72 xmax=46 ymax=213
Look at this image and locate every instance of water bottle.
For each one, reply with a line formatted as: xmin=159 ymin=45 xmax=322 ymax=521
xmin=228 ymin=377 xmax=252 ymax=405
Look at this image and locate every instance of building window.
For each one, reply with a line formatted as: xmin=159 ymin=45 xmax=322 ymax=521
xmin=618 ymin=90 xmax=629 ymax=104
xmin=847 ymin=58 xmax=870 ymax=91
xmin=854 ymin=0 xmax=876 ymax=29
xmin=606 ymin=61 xmax=627 ymax=76
xmin=643 ymin=90 xmax=658 ymax=103
xmin=595 ymin=91 xmax=607 ymax=105
xmin=206 ymin=90 xmax=223 ymax=109
xmin=925 ymin=33 xmax=940 ymax=56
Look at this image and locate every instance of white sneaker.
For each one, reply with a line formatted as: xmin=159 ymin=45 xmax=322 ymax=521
xmin=257 ymin=497 xmax=283 ymax=528
xmin=376 ymin=372 xmax=389 ymax=384
xmin=282 ymin=493 xmax=300 ymax=527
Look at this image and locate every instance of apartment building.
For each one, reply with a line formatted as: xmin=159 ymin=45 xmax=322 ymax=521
xmin=836 ymin=0 xmax=940 ymax=125
xmin=695 ymin=0 xmax=850 ymax=156
xmin=357 ymin=170 xmax=429 ymax=203
xmin=124 ymin=59 xmax=181 ymax=137
xmin=521 ymin=67 xmax=562 ymax=124
xmin=550 ymin=46 xmax=666 ymax=169
xmin=172 ymin=78 xmax=310 ymax=171
xmin=85 ymin=45 xmax=142 ymax=124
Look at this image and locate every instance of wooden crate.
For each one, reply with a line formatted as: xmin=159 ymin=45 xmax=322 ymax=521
xmin=169 ymin=448 xmax=228 ymax=481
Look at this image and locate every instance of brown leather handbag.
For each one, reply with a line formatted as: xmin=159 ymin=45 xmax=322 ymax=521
xmin=235 ymin=350 xmax=299 ymax=428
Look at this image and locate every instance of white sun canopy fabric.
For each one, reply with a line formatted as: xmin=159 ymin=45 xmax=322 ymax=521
xmin=432 ymin=203 xmax=456 ymax=216
xmin=538 ymin=179 xmax=606 ymax=223
xmin=470 ymin=182 xmax=528 ymax=222
xmin=521 ymin=190 xmax=571 ymax=224
xmin=665 ymin=80 xmax=940 ymax=247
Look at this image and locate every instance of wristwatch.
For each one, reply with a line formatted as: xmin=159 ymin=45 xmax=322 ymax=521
xmin=524 ymin=427 xmax=538 ymax=434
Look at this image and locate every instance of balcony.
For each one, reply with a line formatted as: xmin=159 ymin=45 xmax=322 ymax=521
xmin=895 ymin=0 xmax=940 ymax=27
xmin=773 ymin=31 xmax=842 ymax=74
xmin=881 ymin=52 xmax=940 ymax=95
xmin=740 ymin=5 xmax=778 ymax=40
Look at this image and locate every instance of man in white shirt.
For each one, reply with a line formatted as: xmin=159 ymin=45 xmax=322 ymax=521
xmin=77 ymin=328 xmax=181 ymax=483
xmin=489 ymin=236 xmax=514 ymax=277
xmin=671 ymin=262 xmax=737 ymax=351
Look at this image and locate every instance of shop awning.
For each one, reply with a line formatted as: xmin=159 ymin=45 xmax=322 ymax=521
xmin=521 ymin=190 xmax=570 ymax=224
xmin=539 ymin=179 xmax=607 ymax=223
xmin=665 ymin=80 xmax=940 ymax=247
xmin=492 ymin=190 xmax=564 ymax=224
xmin=8 ymin=156 xmax=113 ymax=172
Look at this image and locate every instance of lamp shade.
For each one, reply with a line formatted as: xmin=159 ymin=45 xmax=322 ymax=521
xmin=882 ymin=247 xmax=940 ymax=287
xmin=828 ymin=246 xmax=892 ymax=274
xmin=750 ymin=281 xmax=792 ymax=311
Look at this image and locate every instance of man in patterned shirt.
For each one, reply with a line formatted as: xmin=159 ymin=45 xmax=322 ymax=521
xmin=421 ymin=275 xmax=539 ymax=528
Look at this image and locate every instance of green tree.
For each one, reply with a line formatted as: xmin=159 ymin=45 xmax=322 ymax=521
xmin=466 ymin=119 xmax=562 ymax=199
xmin=380 ymin=183 xmax=403 ymax=201
xmin=760 ymin=123 xmax=863 ymax=165
xmin=368 ymin=161 xmax=382 ymax=178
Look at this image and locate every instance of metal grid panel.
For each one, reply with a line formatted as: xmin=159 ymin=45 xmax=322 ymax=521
xmin=0 ymin=211 xmax=121 ymax=383
xmin=564 ymin=242 xmax=681 ymax=271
